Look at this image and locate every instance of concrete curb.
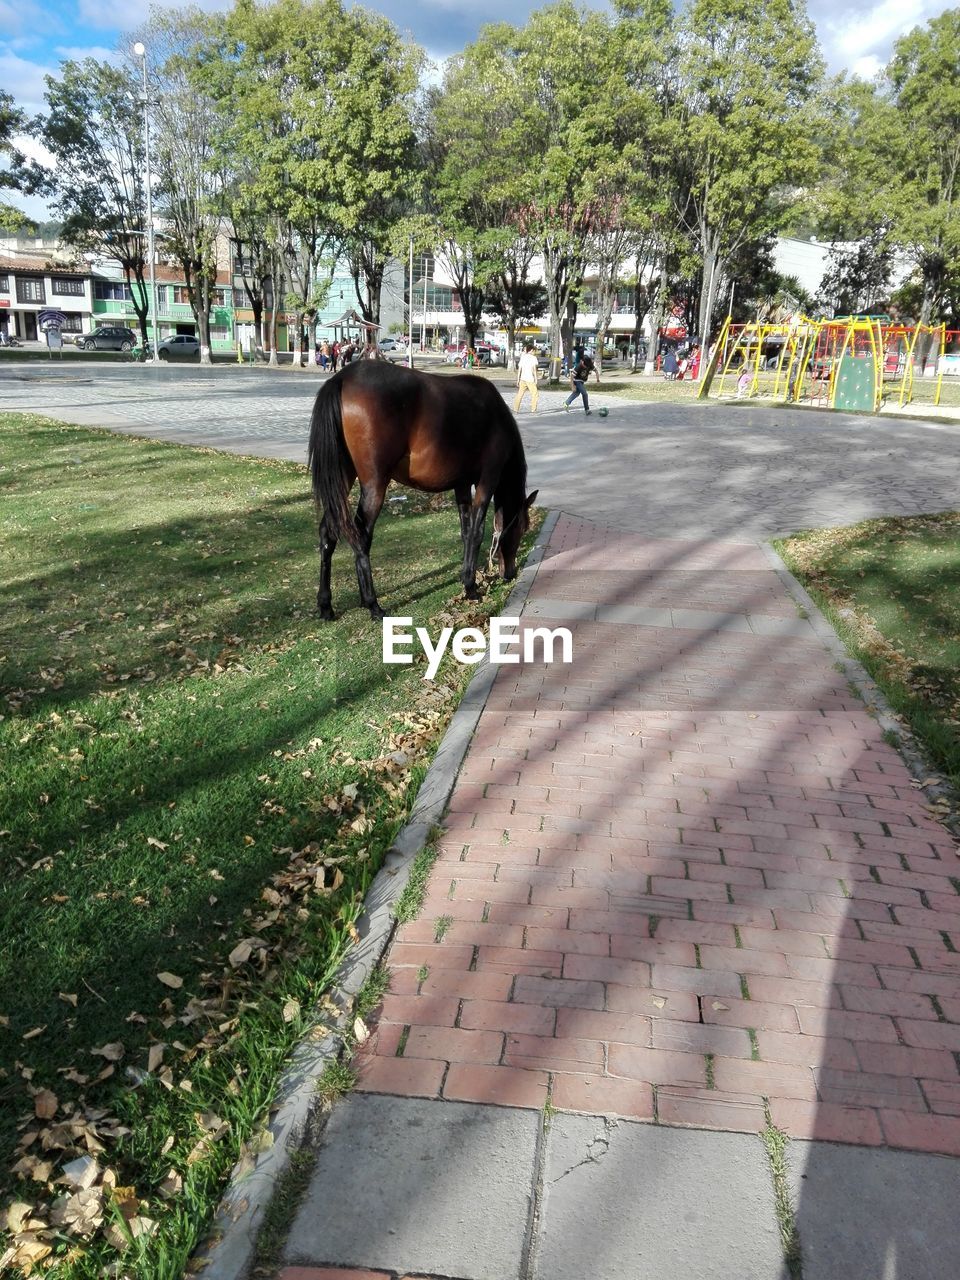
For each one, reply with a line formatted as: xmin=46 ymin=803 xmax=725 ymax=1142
xmin=760 ymin=539 xmax=959 ymax=842
xmin=191 ymin=510 xmax=560 ymax=1280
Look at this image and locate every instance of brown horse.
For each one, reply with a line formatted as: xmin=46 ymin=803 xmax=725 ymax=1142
xmin=308 ymin=360 xmax=537 ymax=620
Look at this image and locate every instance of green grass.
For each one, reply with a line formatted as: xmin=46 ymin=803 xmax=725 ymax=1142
xmin=0 ymin=412 xmax=538 ymax=1278
xmin=391 ymin=840 xmax=441 ymax=924
xmin=778 ymin=513 xmax=960 ymax=793
xmin=761 ymin=1112 xmax=802 ymax=1279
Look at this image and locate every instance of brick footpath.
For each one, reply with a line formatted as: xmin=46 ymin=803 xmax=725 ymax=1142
xmin=350 ymin=515 xmax=960 ymax=1156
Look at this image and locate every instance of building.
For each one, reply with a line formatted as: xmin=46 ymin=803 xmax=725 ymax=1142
xmin=91 ymin=263 xmax=236 ymax=352
xmin=0 ymin=238 xmax=94 ymax=341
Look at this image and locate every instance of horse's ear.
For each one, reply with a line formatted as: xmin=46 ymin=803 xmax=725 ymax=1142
xmin=525 ymin=490 xmax=538 ymax=508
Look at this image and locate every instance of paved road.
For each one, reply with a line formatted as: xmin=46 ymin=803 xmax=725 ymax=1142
xmin=2 ymin=362 xmax=959 ymax=538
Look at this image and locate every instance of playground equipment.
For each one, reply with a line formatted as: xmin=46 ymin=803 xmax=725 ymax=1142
xmin=699 ymin=316 xmax=947 ymax=412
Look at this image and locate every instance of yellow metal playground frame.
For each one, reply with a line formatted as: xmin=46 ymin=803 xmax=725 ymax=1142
xmin=698 ymin=317 xmax=947 ymax=411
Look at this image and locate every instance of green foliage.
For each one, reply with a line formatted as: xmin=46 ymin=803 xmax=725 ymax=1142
xmin=677 ymin=0 xmax=825 ymax=340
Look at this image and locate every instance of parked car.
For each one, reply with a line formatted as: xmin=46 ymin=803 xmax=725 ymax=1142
xmin=157 ymin=335 xmax=201 ymax=360
xmin=78 ymin=325 xmax=138 ymax=352
xmin=443 ymin=342 xmax=501 ymax=367
xmin=378 ymin=337 xmax=407 ymax=360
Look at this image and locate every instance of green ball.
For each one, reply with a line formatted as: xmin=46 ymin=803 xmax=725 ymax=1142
xmin=598 ymin=407 xmax=609 ymax=417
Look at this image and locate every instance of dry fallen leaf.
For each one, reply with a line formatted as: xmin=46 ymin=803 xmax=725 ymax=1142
xmin=157 ymin=1169 xmax=182 ymax=1200
xmin=712 ymin=1001 xmax=730 ymax=1011
xmin=156 ymin=972 xmax=183 ymax=990
xmin=282 ymin=999 xmax=300 ymax=1024
xmin=22 ymin=1026 xmax=46 ymax=1041
xmin=353 ymin=1016 xmax=370 ymax=1044
xmin=90 ymin=1042 xmax=124 ymax=1062
xmin=146 ymin=837 xmax=168 ymax=851
xmin=228 ymin=940 xmax=253 ymax=968
xmin=58 ymin=993 xmax=78 ymax=1008
xmin=651 ymin=996 xmax=667 ymax=1009
xmin=147 ymin=1044 xmax=164 ymax=1073
xmin=33 ymin=1090 xmax=58 ymax=1120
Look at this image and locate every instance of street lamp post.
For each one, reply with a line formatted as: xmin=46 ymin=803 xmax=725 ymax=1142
xmin=133 ymin=41 xmax=160 ymax=366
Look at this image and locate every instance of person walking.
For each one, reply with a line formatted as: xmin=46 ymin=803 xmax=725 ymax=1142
xmin=564 ymin=352 xmax=593 ymax=415
xmin=514 ymin=342 xmax=541 ymax=414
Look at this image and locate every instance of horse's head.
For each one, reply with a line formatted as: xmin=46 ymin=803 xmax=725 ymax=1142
xmin=491 ymin=490 xmax=538 ymax=580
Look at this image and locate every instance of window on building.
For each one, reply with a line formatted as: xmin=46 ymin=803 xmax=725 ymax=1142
xmin=172 ymin=285 xmax=192 ymax=304
xmin=212 ymin=288 xmax=229 ymax=308
xmin=234 ymin=286 xmax=248 ymax=308
xmin=61 ymin=314 xmax=84 ymax=332
xmin=413 ymin=281 xmax=455 ymax=311
xmin=210 ymin=324 xmax=230 ymax=340
xmin=52 ymin=277 xmax=85 ymax=296
xmin=0 ymin=274 xmax=8 ymax=292
xmin=94 ymin=280 xmax=130 ymax=301
xmin=16 ymin=277 xmax=45 ymax=303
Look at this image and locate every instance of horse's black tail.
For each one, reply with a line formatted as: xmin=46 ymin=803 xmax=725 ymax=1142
xmin=308 ymin=374 xmax=358 ymax=548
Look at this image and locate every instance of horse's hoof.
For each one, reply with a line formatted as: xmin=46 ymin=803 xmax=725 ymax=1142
xmin=464 ymin=588 xmax=481 ymax=601
xmin=317 ymin=606 xmax=336 ymax=622
xmin=369 ymin=607 xmax=386 ymax=622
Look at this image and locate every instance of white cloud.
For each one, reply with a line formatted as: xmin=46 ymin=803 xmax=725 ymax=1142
xmin=850 ymin=54 xmax=883 ymax=80
xmin=54 ymin=45 xmax=119 ymax=63
xmin=0 ymin=0 xmax=56 ymax=38
xmin=0 ymin=48 xmax=56 ymax=110
xmin=817 ymin=0 xmax=944 ymax=70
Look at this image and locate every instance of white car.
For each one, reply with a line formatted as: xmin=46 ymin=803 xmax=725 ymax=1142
xmin=378 ymin=337 xmax=408 ymax=360
xmin=157 ymin=335 xmax=200 ymax=360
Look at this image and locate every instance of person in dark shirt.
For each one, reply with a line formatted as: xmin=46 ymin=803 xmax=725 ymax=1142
xmin=564 ymin=353 xmax=594 ymax=414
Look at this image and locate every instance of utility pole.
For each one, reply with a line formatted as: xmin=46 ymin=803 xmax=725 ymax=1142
xmin=407 ymin=236 xmax=414 ymax=369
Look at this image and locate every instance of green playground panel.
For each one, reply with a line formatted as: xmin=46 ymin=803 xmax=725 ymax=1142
xmin=833 ymin=351 xmax=878 ymax=412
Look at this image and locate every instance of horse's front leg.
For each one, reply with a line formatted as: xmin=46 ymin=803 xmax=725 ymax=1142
xmin=461 ymin=495 xmax=491 ymax=600
xmin=316 ymin=514 xmax=337 ymax=621
xmin=353 ymin=482 xmax=387 ymax=621
xmin=454 ymin=485 xmax=472 ymax=547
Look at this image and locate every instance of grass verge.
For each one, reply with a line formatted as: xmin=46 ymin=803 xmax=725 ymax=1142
xmin=760 ymin=1110 xmax=802 ymax=1279
xmin=777 ymin=513 xmax=960 ymax=796
xmin=0 ymin=412 xmax=540 ymax=1278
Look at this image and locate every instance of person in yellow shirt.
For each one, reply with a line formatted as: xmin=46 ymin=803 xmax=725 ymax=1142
xmin=514 ymin=343 xmax=540 ymax=413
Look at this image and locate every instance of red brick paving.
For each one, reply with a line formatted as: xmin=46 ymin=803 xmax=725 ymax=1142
xmin=354 ymin=517 xmax=960 ymax=1155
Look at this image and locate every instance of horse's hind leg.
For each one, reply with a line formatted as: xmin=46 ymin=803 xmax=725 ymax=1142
xmin=316 ymin=514 xmax=337 ymax=621
xmin=353 ymin=481 xmax=387 ymax=621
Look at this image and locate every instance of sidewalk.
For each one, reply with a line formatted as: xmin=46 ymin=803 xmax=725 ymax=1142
xmin=279 ymin=515 xmax=960 ymax=1280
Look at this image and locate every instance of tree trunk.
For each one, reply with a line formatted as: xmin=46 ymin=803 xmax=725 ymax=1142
xmin=697 ymin=240 xmax=720 ymax=362
xmin=506 ymin=317 xmax=517 ymax=371
xmin=292 ymin=310 xmax=303 ymax=368
xmin=306 ymin=313 xmax=319 ymax=367
xmin=644 ymin=261 xmax=668 ymax=376
xmin=197 ymin=310 xmax=212 ymax=365
xmin=267 ymin=307 xmax=278 ymax=366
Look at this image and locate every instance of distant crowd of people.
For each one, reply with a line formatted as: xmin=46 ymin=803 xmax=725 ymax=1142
xmin=315 ymin=337 xmax=379 ymax=370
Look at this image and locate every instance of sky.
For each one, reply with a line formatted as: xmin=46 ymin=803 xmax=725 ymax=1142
xmin=2 ymin=0 xmax=952 ymax=219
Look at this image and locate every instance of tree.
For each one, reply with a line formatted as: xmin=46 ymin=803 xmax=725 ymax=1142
xmin=677 ymin=0 xmax=825 ymax=351
xmin=884 ymin=11 xmax=960 ymax=328
xmin=200 ymin=0 xmax=421 ymax=365
xmin=39 ymin=62 xmax=154 ymax=344
xmin=0 ymin=92 xmax=35 ymax=233
xmin=817 ymin=232 xmax=894 ymax=316
xmin=142 ymin=7 xmax=229 ymax=366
